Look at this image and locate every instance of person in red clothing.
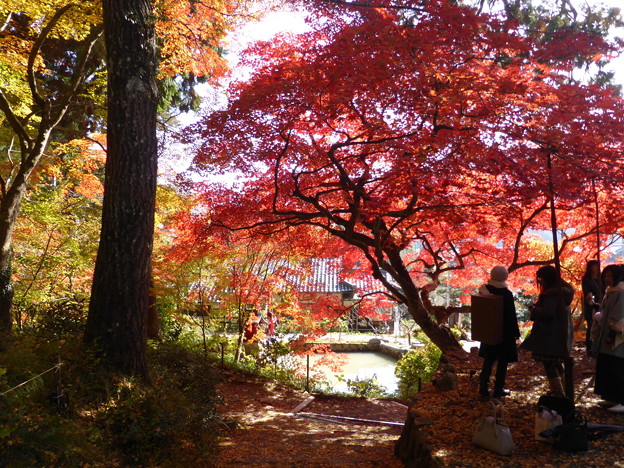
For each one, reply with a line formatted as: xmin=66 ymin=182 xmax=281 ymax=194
xmin=244 ymin=311 xmax=262 ymax=343
xmin=266 ymin=311 xmax=277 ymax=337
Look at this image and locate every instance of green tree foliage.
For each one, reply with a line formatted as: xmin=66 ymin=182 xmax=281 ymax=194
xmin=0 ymin=3 xmax=104 ymax=335
xmin=13 ymin=138 xmax=104 ymax=310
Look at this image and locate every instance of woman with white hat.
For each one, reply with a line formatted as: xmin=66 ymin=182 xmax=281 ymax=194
xmin=478 ymin=265 xmax=520 ymax=399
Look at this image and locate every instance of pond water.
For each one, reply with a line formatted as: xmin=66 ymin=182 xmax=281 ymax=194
xmin=304 ymin=351 xmax=399 ymax=394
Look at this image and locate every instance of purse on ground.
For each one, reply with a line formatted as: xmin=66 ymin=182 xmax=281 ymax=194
xmin=552 ymin=410 xmax=589 ymax=453
xmin=472 ymin=403 xmax=514 ymax=456
xmin=535 ymin=407 xmax=562 ymax=443
xmin=537 ymin=393 xmax=575 ymax=421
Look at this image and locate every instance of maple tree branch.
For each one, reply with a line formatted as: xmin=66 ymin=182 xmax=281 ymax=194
xmin=559 ymin=0 xmax=577 ymax=21
xmin=83 ymin=134 xmax=107 ymax=153
xmin=27 ymin=4 xmax=75 ymax=111
xmin=49 ymin=24 xmax=104 ymax=129
xmin=359 ymin=245 xmax=408 ymax=304
xmin=0 ymin=136 xmax=13 ymax=198
xmin=273 ymin=131 xmax=294 ymax=215
xmin=16 ymin=230 xmax=56 ymax=305
xmin=508 ymin=201 xmax=548 ymax=272
xmin=0 ymin=12 xmax=11 ymax=33
xmin=0 ymin=90 xmax=33 ymax=149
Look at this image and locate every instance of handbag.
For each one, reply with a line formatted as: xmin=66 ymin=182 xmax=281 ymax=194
xmin=552 ymin=410 xmax=589 ymax=453
xmin=472 ymin=403 xmax=514 ymax=456
xmin=535 ymin=407 xmax=562 ymax=443
xmin=537 ymin=393 xmax=575 ymax=421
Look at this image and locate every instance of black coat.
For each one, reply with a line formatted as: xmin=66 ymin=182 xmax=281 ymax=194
xmin=520 ymin=284 xmax=575 ymax=358
xmin=478 ymin=284 xmax=521 ymax=362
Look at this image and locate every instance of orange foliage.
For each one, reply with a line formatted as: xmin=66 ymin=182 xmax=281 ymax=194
xmin=155 ymin=0 xmax=236 ymax=79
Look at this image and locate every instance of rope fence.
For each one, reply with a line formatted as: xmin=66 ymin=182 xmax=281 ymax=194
xmin=0 ymin=362 xmax=62 ymax=398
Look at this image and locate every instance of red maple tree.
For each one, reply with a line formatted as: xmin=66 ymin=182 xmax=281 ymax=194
xmin=179 ymin=1 xmax=624 ymax=354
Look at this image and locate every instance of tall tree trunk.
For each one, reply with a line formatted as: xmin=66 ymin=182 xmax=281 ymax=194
xmin=84 ymin=0 xmax=158 ymax=379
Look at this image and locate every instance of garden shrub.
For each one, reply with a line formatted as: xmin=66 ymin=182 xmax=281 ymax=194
xmin=159 ymin=310 xmax=184 ymax=342
xmin=18 ymin=296 xmax=88 ymax=341
xmin=337 ymin=375 xmax=389 ymax=398
xmin=395 ymin=342 xmax=442 ymax=400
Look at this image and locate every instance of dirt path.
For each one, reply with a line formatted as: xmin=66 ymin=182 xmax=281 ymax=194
xmin=214 ymin=342 xmax=624 ymax=467
xmin=215 ymin=371 xmax=406 ymax=467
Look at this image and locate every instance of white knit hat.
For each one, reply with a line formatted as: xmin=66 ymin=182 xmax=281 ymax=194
xmin=490 ymin=265 xmax=509 ymax=282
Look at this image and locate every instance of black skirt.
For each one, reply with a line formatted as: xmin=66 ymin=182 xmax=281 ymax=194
xmin=595 ymin=353 xmax=624 ymax=403
xmin=479 ymin=339 xmax=518 ymax=363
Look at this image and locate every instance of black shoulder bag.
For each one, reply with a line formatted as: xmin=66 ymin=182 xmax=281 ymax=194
xmin=553 ymin=410 xmax=588 ymax=453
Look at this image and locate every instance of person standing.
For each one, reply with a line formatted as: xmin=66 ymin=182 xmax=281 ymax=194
xmin=582 ymin=260 xmax=603 ymax=355
xmin=591 ymin=264 xmax=624 ymax=412
xmin=478 ymin=266 xmax=520 ymax=398
xmin=520 ymin=265 xmax=575 ymax=394
xmin=266 ymin=311 xmax=277 ymax=337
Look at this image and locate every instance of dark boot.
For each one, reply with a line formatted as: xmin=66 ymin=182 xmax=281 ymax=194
xmin=492 ymin=386 xmax=510 ymax=398
xmin=492 ymin=363 xmax=509 ymax=397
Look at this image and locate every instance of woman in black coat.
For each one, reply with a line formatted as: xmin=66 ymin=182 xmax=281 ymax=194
xmin=520 ymin=265 xmax=575 ymax=394
xmin=582 ymin=260 xmax=603 ymax=355
xmin=478 ymin=266 xmax=520 ymax=398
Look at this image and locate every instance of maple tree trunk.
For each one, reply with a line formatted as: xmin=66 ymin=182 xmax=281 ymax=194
xmin=408 ymin=299 xmax=465 ymax=357
xmin=84 ymin=0 xmax=158 ymax=379
xmin=234 ymin=306 xmax=247 ymax=362
xmin=0 ymin=178 xmax=33 ymax=339
xmin=377 ymin=249 xmax=465 ymax=357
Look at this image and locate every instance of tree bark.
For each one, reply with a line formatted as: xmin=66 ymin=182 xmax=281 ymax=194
xmin=365 ymin=245 xmax=466 ymax=357
xmin=407 ymin=296 xmax=465 ymax=357
xmin=84 ymin=0 xmax=158 ymax=379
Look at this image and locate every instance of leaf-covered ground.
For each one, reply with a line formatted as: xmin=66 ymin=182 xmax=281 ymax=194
xmin=418 ymin=343 xmax=624 ymax=467
xmin=215 ymin=343 xmax=624 ymax=467
xmin=215 ymin=370 xmax=405 ymax=467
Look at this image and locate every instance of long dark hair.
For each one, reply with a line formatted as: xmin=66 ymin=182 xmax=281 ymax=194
xmin=583 ymin=260 xmax=600 ymax=279
xmin=536 ymin=265 xmax=560 ymax=293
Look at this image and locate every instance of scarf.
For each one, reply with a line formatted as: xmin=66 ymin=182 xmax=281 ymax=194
xmin=487 ymin=279 xmax=508 ymax=289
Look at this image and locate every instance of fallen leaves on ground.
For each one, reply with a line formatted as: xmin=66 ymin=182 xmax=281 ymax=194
xmin=215 ymin=371 xmax=405 ymax=467
xmin=214 ymin=342 xmax=624 ymax=467
xmin=416 ymin=343 xmax=624 ymax=467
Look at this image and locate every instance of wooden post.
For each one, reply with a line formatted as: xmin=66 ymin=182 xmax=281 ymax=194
xmin=306 ymin=354 xmax=310 ymax=393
